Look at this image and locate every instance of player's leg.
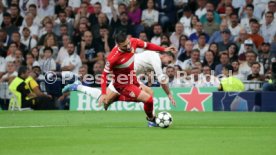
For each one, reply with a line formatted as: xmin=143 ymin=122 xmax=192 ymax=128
xmin=103 ymin=88 xmax=120 ymax=110
xmin=139 ymin=83 xmax=154 ymax=96
xmin=136 ymin=90 xmax=155 ymax=120
xmin=62 ymin=83 xmax=102 ymax=100
xmin=120 ymin=85 xmax=156 ymax=126
xmin=116 ymin=83 xmax=153 ymax=102
xmin=76 ymin=85 xmax=102 ymax=99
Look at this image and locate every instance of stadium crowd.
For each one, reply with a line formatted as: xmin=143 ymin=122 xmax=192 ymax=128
xmin=0 ymin=0 xmax=276 ymax=110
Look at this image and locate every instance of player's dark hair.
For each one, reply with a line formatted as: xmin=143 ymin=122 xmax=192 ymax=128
xmin=163 ymin=51 xmax=175 ymax=60
xmin=115 ymin=32 xmax=127 ymax=44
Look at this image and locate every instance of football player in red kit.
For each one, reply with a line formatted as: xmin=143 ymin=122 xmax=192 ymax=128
xmin=99 ymin=32 xmax=176 ymax=127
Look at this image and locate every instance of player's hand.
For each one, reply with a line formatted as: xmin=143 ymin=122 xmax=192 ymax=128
xmin=168 ymin=94 xmax=176 ymax=107
xmin=98 ymin=94 xmax=106 ymax=107
xmin=164 ymin=46 xmax=177 ymax=54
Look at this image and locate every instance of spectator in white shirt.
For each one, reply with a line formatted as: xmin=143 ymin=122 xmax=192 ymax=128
xmin=0 ymin=54 xmax=6 ymax=78
xmin=166 ymin=65 xmax=185 ymax=88
xmin=195 ymin=0 xmax=207 ymax=19
xmin=150 ymin=23 xmax=163 ymax=45
xmin=239 ymin=0 xmax=264 ymax=20
xmin=19 ymin=12 xmax=39 ymax=39
xmin=0 ymin=2 xmax=4 ymax=26
xmin=21 ymin=27 xmax=37 ymax=51
xmin=170 ymin=22 xmax=185 ymax=49
xmin=39 ymin=33 xmax=59 ymax=60
xmin=177 ymin=49 xmax=200 ymax=71
xmin=201 ymin=65 xmax=220 ymax=87
xmin=231 ymin=60 xmax=244 ymax=80
xmin=240 ymin=4 xmax=256 ymax=34
xmin=53 ymin=10 xmax=74 ymax=37
xmin=38 ymin=0 xmax=55 ymax=19
xmin=56 ymin=35 xmax=70 ymax=65
xmin=24 ymin=4 xmax=42 ymax=27
xmin=260 ymin=11 xmax=276 ymax=43
xmin=26 ymin=53 xmax=39 ymax=71
xmin=141 ymin=0 xmax=159 ymax=28
xmin=193 ymin=33 xmax=209 ymax=62
xmin=179 ymin=6 xmax=193 ymax=35
xmin=239 ymin=51 xmax=264 ymax=80
xmin=19 ymin=0 xmax=38 ymax=16
xmin=184 ymin=15 xmax=198 ymax=37
xmin=5 ymin=43 xmax=18 ymax=63
xmin=68 ymin=0 xmax=81 ymax=10
xmin=0 ymin=61 xmax=17 ymax=110
xmin=61 ymin=43 xmax=82 ymax=74
xmin=39 ymin=47 xmax=56 ymax=74
xmin=228 ymin=13 xmax=242 ymax=38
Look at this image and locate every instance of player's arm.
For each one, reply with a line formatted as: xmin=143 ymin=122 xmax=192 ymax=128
xmin=135 ymin=38 xmax=176 ymax=53
xmin=152 ymin=55 xmax=176 ymax=106
xmin=101 ymin=62 xmax=111 ymax=95
xmin=99 ymin=60 xmax=114 ymax=105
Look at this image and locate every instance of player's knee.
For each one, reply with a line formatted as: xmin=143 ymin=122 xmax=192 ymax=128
xmin=145 ymin=96 xmax=153 ymax=105
xmin=148 ymin=89 xmax=154 ymax=96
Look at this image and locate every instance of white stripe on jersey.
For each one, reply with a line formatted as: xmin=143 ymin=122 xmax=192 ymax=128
xmin=104 ymin=69 xmax=110 ymax=73
xmin=144 ymin=42 xmax=147 ymax=48
xmin=114 ymin=55 xmax=134 ymax=69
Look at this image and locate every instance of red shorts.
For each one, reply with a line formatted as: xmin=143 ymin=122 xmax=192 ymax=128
xmin=115 ymin=84 xmax=141 ymax=102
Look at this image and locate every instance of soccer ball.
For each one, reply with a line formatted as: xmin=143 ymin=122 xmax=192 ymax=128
xmin=155 ymin=111 xmax=173 ymax=128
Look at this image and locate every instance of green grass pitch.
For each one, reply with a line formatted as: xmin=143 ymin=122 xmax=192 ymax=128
xmin=0 ymin=111 xmax=275 ymax=155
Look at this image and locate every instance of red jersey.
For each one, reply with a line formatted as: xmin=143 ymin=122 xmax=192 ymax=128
xmin=101 ymin=38 xmax=166 ymax=94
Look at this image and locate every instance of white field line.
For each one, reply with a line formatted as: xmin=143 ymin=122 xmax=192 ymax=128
xmin=0 ymin=125 xmax=274 ymax=129
xmin=103 ymin=125 xmax=275 ymax=129
xmin=0 ymin=125 xmax=70 ymax=129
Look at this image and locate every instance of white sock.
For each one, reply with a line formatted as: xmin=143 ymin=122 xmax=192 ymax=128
xmin=76 ymin=85 xmax=102 ymax=99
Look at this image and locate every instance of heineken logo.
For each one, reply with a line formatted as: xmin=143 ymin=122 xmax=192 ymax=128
xmin=70 ymin=87 xmax=216 ymax=111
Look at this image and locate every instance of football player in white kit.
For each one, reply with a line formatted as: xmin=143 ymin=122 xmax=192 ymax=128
xmin=62 ymin=50 xmax=176 ymax=109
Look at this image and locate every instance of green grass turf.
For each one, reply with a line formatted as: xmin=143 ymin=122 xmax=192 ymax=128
xmin=0 ymin=111 xmax=275 ymax=155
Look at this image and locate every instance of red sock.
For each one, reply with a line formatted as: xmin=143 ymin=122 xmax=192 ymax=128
xmin=144 ymin=96 xmax=154 ymax=119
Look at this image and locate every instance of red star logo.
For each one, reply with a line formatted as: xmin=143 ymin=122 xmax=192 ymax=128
xmin=178 ymin=87 xmax=211 ymax=111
